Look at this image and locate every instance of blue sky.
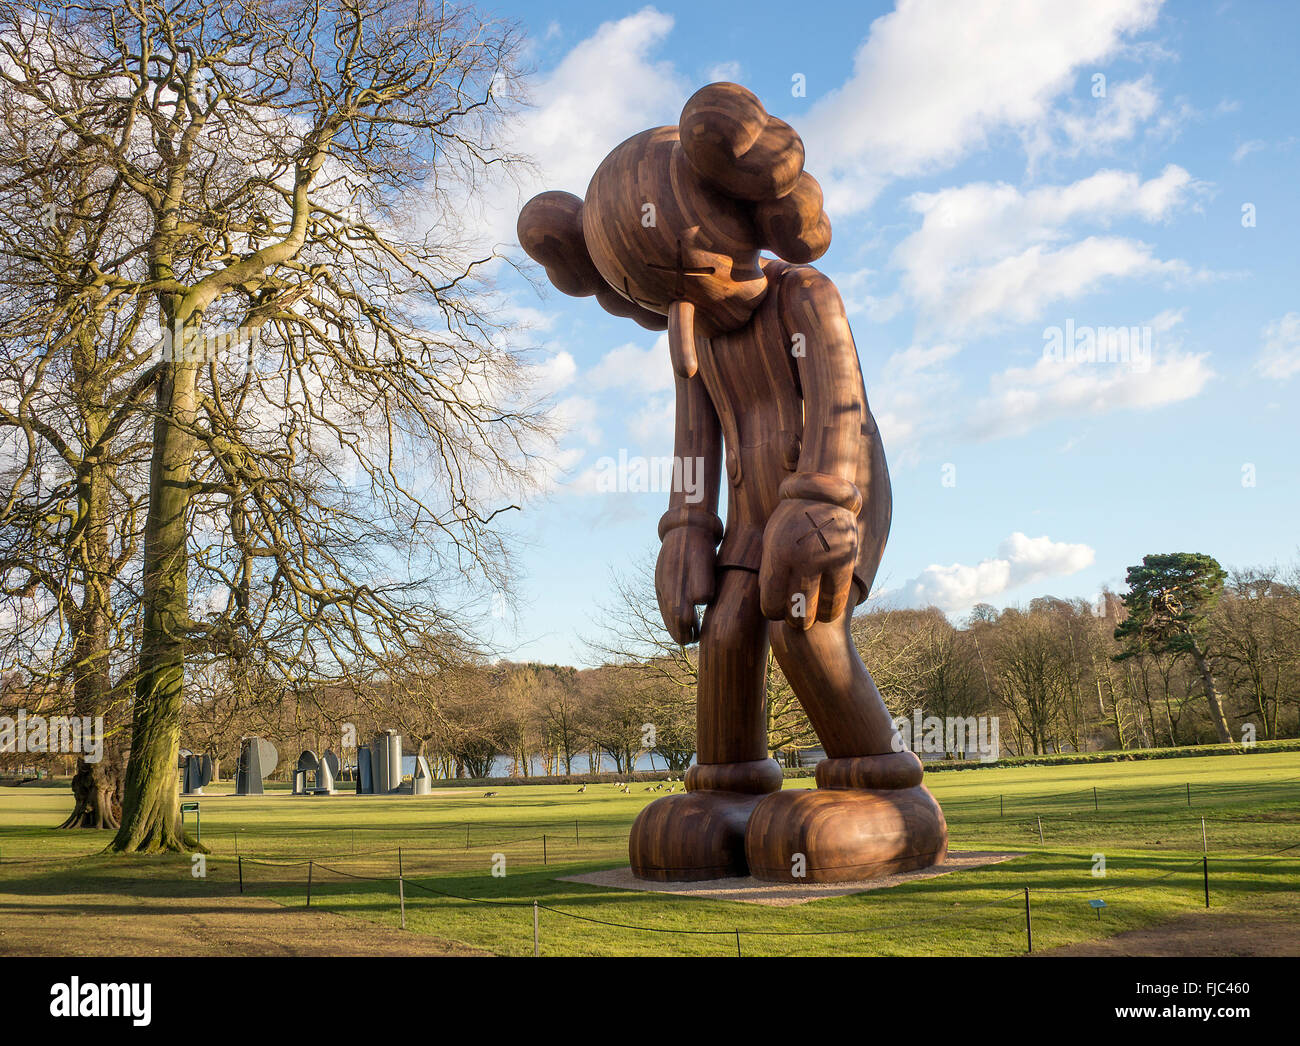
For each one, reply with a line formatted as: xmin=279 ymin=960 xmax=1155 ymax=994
xmin=468 ymin=0 xmax=1299 ymax=665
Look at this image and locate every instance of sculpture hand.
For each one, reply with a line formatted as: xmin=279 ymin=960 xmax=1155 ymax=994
xmin=759 ymin=498 xmax=858 ymax=629
xmin=656 ymin=525 xmax=718 ymax=645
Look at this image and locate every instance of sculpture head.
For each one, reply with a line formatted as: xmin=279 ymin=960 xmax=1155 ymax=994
xmin=518 ymin=82 xmax=830 ymax=373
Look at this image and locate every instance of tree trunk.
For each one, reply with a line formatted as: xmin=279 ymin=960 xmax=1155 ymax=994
xmin=60 ymin=447 xmax=121 ymax=830
xmin=110 ymin=362 xmax=199 ymax=853
xmin=61 ymin=752 xmax=123 ymax=829
xmin=1190 ymin=643 xmax=1232 ymax=743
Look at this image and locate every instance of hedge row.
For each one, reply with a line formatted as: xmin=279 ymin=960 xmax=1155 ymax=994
xmin=426 ymin=739 xmax=1298 ymax=787
xmin=905 ymin=737 xmax=1300 ymax=774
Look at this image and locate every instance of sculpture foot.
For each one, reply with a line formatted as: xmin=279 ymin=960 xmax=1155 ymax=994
xmin=745 ymin=753 xmax=948 ymax=883
xmin=629 ymin=758 xmax=781 ymax=881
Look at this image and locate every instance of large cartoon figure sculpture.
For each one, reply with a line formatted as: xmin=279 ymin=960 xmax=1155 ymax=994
xmin=519 ymin=83 xmax=947 ymax=883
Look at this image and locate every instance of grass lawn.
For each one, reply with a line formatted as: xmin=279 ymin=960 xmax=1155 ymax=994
xmin=1 ymin=752 xmax=1297 ymax=956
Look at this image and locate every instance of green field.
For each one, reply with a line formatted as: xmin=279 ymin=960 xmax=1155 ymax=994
xmin=2 ymin=752 xmax=1297 ymax=956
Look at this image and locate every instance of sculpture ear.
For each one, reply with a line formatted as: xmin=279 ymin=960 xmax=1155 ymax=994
xmin=517 ymin=190 xmax=666 ymax=331
xmin=517 ymin=190 xmax=605 ymax=297
xmin=755 ymin=172 xmax=831 ymax=264
xmin=594 ymin=286 xmax=669 ymax=331
xmin=680 ymin=82 xmax=804 ymax=202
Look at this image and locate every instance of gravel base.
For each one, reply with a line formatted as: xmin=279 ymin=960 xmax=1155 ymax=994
xmin=558 ymin=850 xmax=1026 ymax=907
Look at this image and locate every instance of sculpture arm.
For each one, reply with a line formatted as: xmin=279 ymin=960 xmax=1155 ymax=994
xmin=781 ymin=266 xmax=870 ymax=484
xmin=759 ymin=266 xmax=890 ymax=626
xmin=655 ymin=370 xmax=723 ymax=644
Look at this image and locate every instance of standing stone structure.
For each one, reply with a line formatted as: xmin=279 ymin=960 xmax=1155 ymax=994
xmin=179 ymin=751 xmax=214 ymax=795
xmin=292 ymin=749 xmax=340 ymax=795
xmin=234 ymin=736 xmax=278 ymax=795
xmin=354 ymin=731 xmax=433 ymax=795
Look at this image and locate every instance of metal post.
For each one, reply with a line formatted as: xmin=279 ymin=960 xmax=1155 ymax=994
xmin=1024 ymin=887 xmax=1032 ymax=953
xmin=735 ymin=930 xmax=742 ymax=958
xmin=398 ymin=847 xmax=403 ymax=878
xmin=1203 ymin=855 xmax=1209 ymax=908
xmin=1037 ymin=816 xmax=1044 ymax=844
xmin=533 ymin=901 xmax=540 ymax=956
xmin=1000 ymin=794 xmax=1004 ymax=817
xmin=1186 ymin=781 xmax=1191 ymax=807
xmin=399 ymin=875 xmax=406 ymax=930
xmin=238 ymin=856 xmax=243 ymax=894
xmin=1093 ymin=786 xmax=1098 ymax=812
xmin=543 ymin=834 xmax=547 ymax=865
xmin=1201 ymin=816 xmax=1207 ymax=853
xmin=307 ymin=860 xmax=313 ymax=907
xmin=465 ymin=823 xmax=470 ymax=850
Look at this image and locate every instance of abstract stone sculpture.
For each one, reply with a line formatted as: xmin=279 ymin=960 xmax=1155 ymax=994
xmin=322 ymin=749 xmax=340 ymax=782
xmin=234 ymin=736 xmax=278 ymax=796
xmin=411 ymin=754 xmax=433 ymax=796
xmin=292 ymin=749 xmax=337 ymax=795
xmin=355 ymin=730 xmax=410 ymax=795
xmin=179 ymin=751 xmax=214 ymax=795
xmin=356 ymin=743 xmax=373 ymax=794
xmin=518 ymin=82 xmax=948 ymax=883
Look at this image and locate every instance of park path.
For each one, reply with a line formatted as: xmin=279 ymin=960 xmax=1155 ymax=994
xmin=1042 ymin=908 xmax=1300 ymax=957
xmin=0 ymin=886 xmax=488 ymax=957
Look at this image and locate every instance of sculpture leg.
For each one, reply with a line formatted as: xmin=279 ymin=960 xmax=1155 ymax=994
xmin=629 ymin=568 xmax=782 ymax=881
xmin=744 ymin=604 xmax=947 ymax=883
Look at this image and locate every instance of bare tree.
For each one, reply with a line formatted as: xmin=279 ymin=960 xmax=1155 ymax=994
xmin=0 ymin=84 xmax=155 ymax=827
xmin=0 ymin=0 xmax=545 ymax=850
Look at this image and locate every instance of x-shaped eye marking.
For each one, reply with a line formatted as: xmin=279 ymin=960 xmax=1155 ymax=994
xmin=645 ymin=239 xmax=715 ymax=298
xmin=797 ymin=511 xmax=833 ymax=553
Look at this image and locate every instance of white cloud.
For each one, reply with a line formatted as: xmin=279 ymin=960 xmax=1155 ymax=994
xmin=527 ymin=350 xmax=578 ymax=397
xmin=1232 ymin=139 xmax=1267 ymax=164
xmin=939 ymin=236 xmax=1189 ymax=332
xmin=463 ymin=9 xmax=689 ymax=250
xmin=799 ymin=0 xmax=1164 ymax=212
xmin=553 ymin=395 xmax=602 ymax=446
xmin=1056 ymin=76 xmax=1162 ymax=155
xmin=1255 ymin=313 xmax=1300 ymax=381
xmin=893 ymin=531 xmax=1096 ymax=611
xmin=868 ymin=313 xmax=1213 ymax=456
xmin=870 ymin=343 xmax=961 ymax=461
xmin=1150 ymin=307 xmax=1185 ymax=332
xmin=628 ymin=395 xmax=675 ymax=446
xmin=967 ymin=334 xmax=1213 ymax=441
xmin=587 ymin=334 xmax=673 ymax=392
xmin=705 ymin=60 xmax=743 ymax=83
xmin=894 ymin=166 xmax=1200 ymax=331
xmin=828 ymin=267 xmax=904 ymax=323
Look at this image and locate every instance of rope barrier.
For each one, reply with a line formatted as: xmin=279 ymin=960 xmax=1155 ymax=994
xmin=264 ymin=838 xmax=1295 ymax=943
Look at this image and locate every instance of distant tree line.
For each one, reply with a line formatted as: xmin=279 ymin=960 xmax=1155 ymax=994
xmin=11 ymin=551 xmax=1292 ymax=783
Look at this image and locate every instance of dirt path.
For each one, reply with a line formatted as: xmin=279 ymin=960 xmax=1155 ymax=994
xmin=1043 ymin=909 xmax=1300 ymax=957
xmin=0 ymin=887 xmax=488 ymax=957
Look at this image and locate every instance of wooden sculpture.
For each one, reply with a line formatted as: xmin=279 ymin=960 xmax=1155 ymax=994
xmin=519 ymin=83 xmax=947 ymax=884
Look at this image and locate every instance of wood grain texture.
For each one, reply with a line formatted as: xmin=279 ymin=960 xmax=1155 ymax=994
xmin=629 ymin=790 xmax=771 ymax=881
xmin=745 ymin=786 xmax=949 ymax=884
xmin=517 ymin=81 xmax=947 ymax=882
